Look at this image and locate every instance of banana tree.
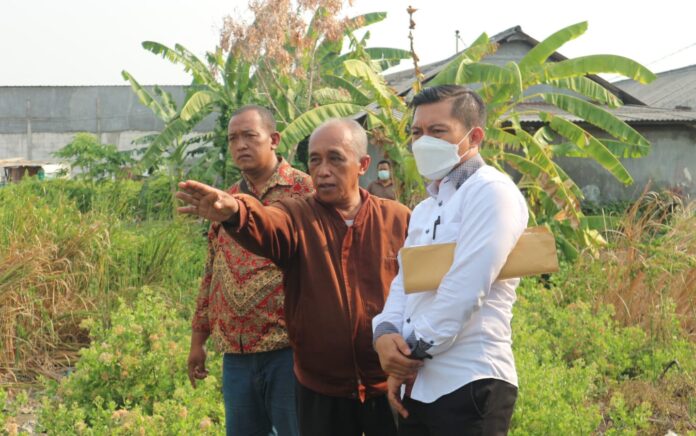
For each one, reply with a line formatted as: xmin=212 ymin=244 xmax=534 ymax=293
xmin=127 ymin=9 xmax=409 ymax=182
xmin=427 ymin=22 xmax=656 ymax=258
xmin=121 ymin=72 xmax=197 ymax=179
xmin=258 ymin=9 xmax=411 ymax=164
xmin=334 ymin=58 xmax=423 ymax=206
xmin=125 ymin=43 xmax=259 ymax=186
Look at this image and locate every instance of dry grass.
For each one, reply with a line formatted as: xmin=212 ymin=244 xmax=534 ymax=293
xmin=0 ymin=186 xmax=114 ymax=382
xmin=614 ymin=374 xmax=696 ymax=435
xmin=0 ymin=181 xmax=206 ymax=383
xmin=569 ymin=192 xmax=696 ymax=341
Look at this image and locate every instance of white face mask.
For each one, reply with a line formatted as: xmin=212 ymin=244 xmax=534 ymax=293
xmin=411 ymin=128 xmax=475 ymax=180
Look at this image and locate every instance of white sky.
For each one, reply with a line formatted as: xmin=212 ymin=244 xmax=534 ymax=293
xmin=2 ymin=0 xmax=695 ymax=86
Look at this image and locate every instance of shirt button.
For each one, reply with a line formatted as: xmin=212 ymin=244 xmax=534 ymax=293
xmin=429 ymin=340 xmax=434 ymax=344
xmin=438 ymin=201 xmax=443 ymax=206
xmin=425 ymin=229 xmax=430 ymax=234
xmin=406 ymin=318 xmax=411 ymax=323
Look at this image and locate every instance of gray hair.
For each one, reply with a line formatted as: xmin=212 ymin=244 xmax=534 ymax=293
xmin=311 ymin=118 xmax=368 ymax=160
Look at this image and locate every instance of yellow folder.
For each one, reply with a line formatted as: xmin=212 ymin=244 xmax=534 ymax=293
xmin=400 ymin=226 xmax=559 ymax=294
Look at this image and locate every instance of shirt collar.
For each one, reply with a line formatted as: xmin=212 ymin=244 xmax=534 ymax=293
xmin=426 ymin=154 xmax=486 ymax=197
xmin=241 ymin=156 xmax=294 ymax=198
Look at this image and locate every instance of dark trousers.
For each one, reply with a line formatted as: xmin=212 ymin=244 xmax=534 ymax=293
xmin=398 ymin=378 xmax=517 ymax=436
xmin=296 ymin=381 xmax=397 ymax=436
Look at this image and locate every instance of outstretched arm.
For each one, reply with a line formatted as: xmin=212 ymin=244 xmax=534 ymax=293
xmin=176 ymin=180 xmax=240 ymax=222
xmin=176 ymin=179 xmax=298 ymax=267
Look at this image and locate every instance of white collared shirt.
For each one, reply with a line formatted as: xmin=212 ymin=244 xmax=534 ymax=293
xmin=373 ymin=165 xmax=529 ymax=403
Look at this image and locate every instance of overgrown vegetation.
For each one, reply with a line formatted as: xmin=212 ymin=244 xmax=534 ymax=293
xmin=1 ymin=176 xmax=694 ymax=434
xmin=36 ymin=290 xmax=224 ymax=435
xmin=3 ymin=2 xmax=694 ymax=434
xmin=0 ymin=178 xmax=206 ymax=381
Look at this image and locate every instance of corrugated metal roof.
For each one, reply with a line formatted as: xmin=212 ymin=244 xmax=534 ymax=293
xmin=356 ymin=102 xmax=696 ymax=125
xmin=0 ymin=158 xmax=65 ymax=167
xmin=384 ymin=26 xmax=644 ymax=106
xmin=515 ymin=103 xmax=696 ymax=124
xmin=614 ymin=64 xmax=696 ymax=110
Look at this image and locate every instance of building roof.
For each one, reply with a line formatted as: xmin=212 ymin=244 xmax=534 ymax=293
xmin=0 ymin=158 xmax=65 ymax=168
xmin=614 ymin=64 xmax=696 ymax=110
xmin=514 ymin=102 xmax=696 ymax=125
xmin=358 ymin=102 xmax=696 ymax=126
xmin=385 ymin=26 xmax=645 ymax=106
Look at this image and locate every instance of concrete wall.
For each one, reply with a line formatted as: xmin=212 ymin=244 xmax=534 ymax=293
xmin=558 ymin=125 xmax=696 ymax=201
xmin=0 ymin=86 xmax=215 ymax=160
xmin=0 ymin=130 xmax=165 ymax=160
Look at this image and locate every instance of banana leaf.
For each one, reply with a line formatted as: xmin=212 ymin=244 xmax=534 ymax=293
xmin=539 ymin=112 xmax=633 ymax=184
xmin=519 ymin=22 xmax=588 ymax=68
xmin=278 ymin=103 xmax=363 ymax=155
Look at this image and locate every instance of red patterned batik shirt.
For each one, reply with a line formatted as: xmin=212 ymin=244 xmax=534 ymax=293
xmin=192 ymin=157 xmax=313 ymax=353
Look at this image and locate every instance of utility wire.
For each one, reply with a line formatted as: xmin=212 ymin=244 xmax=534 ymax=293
xmin=646 ymin=41 xmax=696 ymax=66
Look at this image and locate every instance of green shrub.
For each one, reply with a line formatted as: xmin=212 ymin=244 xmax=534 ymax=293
xmin=38 ymin=288 xmax=224 ymax=435
xmin=603 ymin=392 xmax=653 ymax=436
xmin=511 ymin=276 xmax=696 ymax=434
xmin=511 ymin=348 xmax=602 ymax=435
xmin=0 ymin=387 xmax=7 ymax=433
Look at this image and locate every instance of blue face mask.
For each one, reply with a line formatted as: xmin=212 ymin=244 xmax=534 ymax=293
xmin=377 ymin=170 xmax=390 ymax=181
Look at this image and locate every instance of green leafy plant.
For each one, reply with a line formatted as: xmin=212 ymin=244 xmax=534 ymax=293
xmin=604 ymin=393 xmax=653 ymax=436
xmin=54 ymin=133 xmax=135 ymax=182
xmin=38 ymin=289 xmax=224 ymax=435
xmin=428 ymin=22 xmax=656 ymax=257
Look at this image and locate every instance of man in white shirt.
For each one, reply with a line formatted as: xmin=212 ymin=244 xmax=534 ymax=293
xmin=373 ymin=85 xmax=529 ymax=435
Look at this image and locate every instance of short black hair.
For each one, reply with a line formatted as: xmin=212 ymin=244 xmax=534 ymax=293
xmin=410 ymin=85 xmax=486 ymax=129
xmin=377 ymin=160 xmax=391 ymax=167
xmin=230 ymin=104 xmax=277 ymax=133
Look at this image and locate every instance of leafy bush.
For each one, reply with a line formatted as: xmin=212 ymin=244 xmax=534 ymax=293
xmin=603 ymin=392 xmax=653 ymax=436
xmin=53 ymin=133 xmax=135 ymax=182
xmin=38 ymin=289 xmax=224 ymax=435
xmin=512 ymin=272 xmax=696 ymax=435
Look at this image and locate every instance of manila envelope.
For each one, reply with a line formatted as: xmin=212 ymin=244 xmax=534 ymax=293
xmin=400 ymin=226 xmax=559 ymax=294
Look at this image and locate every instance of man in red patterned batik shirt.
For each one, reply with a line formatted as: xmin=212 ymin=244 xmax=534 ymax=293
xmin=188 ymin=105 xmax=313 ymax=436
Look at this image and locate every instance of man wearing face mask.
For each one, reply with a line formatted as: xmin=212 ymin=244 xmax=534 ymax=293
xmin=373 ymin=85 xmax=529 ymax=435
xmin=367 ymin=160 xmax=397 ymax=200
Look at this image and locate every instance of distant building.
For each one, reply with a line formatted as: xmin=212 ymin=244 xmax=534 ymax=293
xmin=0 ymin=158 xmax=70 ymax=184
xmin=382 ymin=26 xmax=696 ymax=201
xmin=615 ymin=64 xmax=696 ymax=111
xmin=0 ymin=86 xmax=214 ymax=162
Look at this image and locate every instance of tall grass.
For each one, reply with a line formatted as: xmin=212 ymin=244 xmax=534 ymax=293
xmin=0 ymin=178 xmax=206 ymax=381
xmin=562 ymin=191 xmax=695 ymax=341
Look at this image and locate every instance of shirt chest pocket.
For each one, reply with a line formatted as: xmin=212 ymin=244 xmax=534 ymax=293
xmin=434 ymin=221 xmax=461 ymax=243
